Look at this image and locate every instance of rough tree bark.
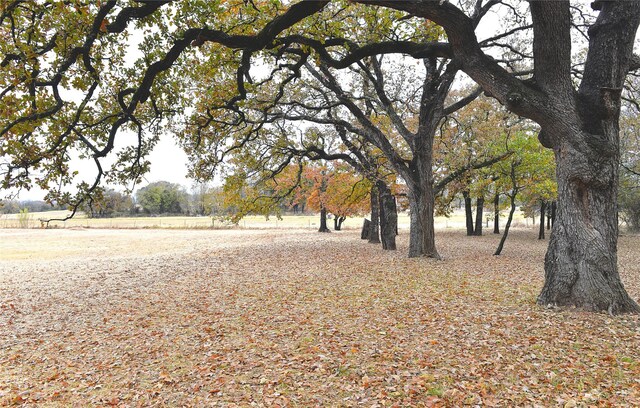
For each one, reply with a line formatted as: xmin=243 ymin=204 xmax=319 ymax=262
xmin=377 ymin=180 xmax=397 ymax=250
xmin=407 ymin=186 xmax=438 ymax=257
xmin=405 ymin=133 xmax=441 ymax=258
xmin=531 ymin=2 xmax=640 ymax=313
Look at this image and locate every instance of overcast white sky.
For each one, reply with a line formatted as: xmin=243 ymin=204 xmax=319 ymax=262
xmin=13 ymin=136 xmax=191 ymax=201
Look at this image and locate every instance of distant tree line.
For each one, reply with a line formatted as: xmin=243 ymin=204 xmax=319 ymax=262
xmin=81 ymin=181 xmax=227 ymax=218
xmin=0 ymin=182 xmax=220 ymax=218
xmin=0 ymin=200 xmax=65 ymax=214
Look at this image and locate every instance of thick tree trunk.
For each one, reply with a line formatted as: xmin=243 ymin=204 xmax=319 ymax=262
xmin=531 ymin=2 xmax=640 ymax=313
xmin=368 ymin=184 xmax=380 ymax=244
xmin=493 ymin=193 xmax=500 ymax=234
xmin=318 ymin=207 xmax=330 ymax=233
xmin=407 ymin=185 xmax=440 ymax=258
xmin=537 ymin=142 xmax=640 ymax=313
xmin=401 ymin=125 xmax=441 ymax=258
xmin=463 ymin=191 xmax=474 ymax=236
xmin=474 ymin=196 xmax=484 ymax=236
xmin=377 ymin=180 xmax=397 ymax=250
xmin=538 ymin=200 xmax=546 ymax=240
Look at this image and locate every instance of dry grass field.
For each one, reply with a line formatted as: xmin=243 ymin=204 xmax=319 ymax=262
xmin=0 ymin=209 xmax=537 ymax=231
xmin=1 ymin=228 xmax=639 ymax=406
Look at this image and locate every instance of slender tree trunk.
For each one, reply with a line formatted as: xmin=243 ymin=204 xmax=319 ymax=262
xmin=377 ymin=180 xmax=397 ymax=250
xmin=493 ymin=193 xmax=500 ymax=234
xmin=474 ymin=196 xmax=484 ymax=236
xmin=337 ymin=216 xmax=346 ymax=230
xmin=546 ymin=209 xmax=551 ymax=230
xmin=333 ymin=216 xmax=339 ymax=231
xmin=550 ymin=201 xmax=556 ymax=227
xmin=318 ymin=207 xmax=330 ymax=233
xmin=368 ymin=184 xmax=380 ymax=244
xmin=494 ymin=191 xmax=518 ymax=256
xmin=394 ymin=196 xmax=399 ymax=236
xmin=537 ymin=141 xmax=640 ymax=313
xmin=463 ymin=191 xmax=474 ymax=236
xmin=539 ymin=200 xmax=546 ymax=240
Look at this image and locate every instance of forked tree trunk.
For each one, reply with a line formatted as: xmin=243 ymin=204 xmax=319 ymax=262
xmin=368 ymin=184 xmax=380 ymax=244
xmin=538 ymin=200 xmax=546 ymax=240
xmin=378 ymin=180 xmax=397 ymax=250
xmin=318 ymin=207 xmax=330 ymax=233
xmin=537 ymin=142 xmax=640 ymax=313
xmin=474 ymin=196 xmax=484 ymax=236
xmin=493 ymin=193 xmax=500 ymax=234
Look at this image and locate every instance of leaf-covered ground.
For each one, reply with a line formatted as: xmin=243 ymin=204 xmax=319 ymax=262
xmin=1 ymin=228 xmax=639 ymax=407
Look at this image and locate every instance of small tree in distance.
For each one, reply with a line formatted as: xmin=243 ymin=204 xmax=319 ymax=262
xmin=136 ymin=182 xmax=188 ymax=215
xmin=304 ymin=163 xmax=371 ymax=232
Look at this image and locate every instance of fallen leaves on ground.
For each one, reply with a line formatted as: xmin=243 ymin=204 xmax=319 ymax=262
xmin=0 ymin=228 xmax=639 ymax=406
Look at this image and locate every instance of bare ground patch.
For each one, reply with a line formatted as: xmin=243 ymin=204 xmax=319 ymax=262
xmin=1 ymin=228 xmax=639 ymax=406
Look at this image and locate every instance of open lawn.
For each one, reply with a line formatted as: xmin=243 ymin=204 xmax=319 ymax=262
xmin=1 ymin=228 xmax=639 ymax=406
xmin=1 ymin=212 xmax=372 ymax=230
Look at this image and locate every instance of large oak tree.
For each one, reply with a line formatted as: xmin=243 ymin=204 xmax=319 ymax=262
xmin=363 ymin=1 xmax=640 ymax=313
